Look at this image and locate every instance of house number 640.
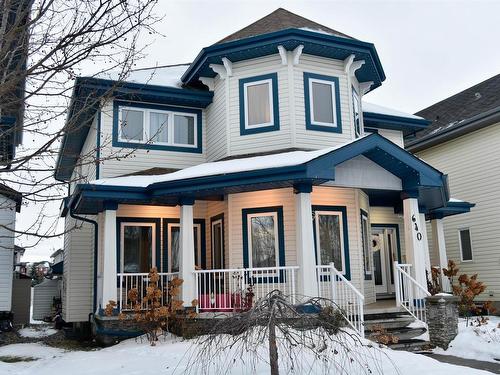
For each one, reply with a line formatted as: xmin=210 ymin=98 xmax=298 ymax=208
xmin=411 ymin=214 xmax=423 ymax=241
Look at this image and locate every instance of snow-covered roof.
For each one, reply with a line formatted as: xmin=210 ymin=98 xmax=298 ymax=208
xmin=363 ymin=102 xmax=425 ymax=120
xmin=90 ymin=138 xmax=363 ymax=188
xmin=96 ymin=64 xmax=190 ymax=89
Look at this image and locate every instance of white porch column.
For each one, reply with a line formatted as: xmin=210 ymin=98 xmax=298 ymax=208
xmin=294 ymin=183 xmax=318 ymax=298
xmin=419 ymin=213 xmax=432 ymax=278
xmin=402 ymin=193 xmax=428 ymax=294
xmin=179 ymin=198 xmax=196 ymax=307
xmin=101 ymin=207 xmax=117 ymax=308
xmin=431 ymin=218 xmax=450 ymax=292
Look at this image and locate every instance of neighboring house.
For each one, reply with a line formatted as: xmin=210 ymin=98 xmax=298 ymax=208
xmin=406 ymin=74 xmax=500 ymax=308
xmin=55 ymin=8 xmax=473 ymax=337
xmin=50 ymin=248 xmax=64 ymax=276
xmin=0 ymin=184 xmax=22 ymax=315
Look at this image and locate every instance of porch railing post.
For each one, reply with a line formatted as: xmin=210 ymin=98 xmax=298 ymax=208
xmin=329 ymin=262 xmax=337 ymax=303
xmin=394 ymin=262 xmax=401 ymax=307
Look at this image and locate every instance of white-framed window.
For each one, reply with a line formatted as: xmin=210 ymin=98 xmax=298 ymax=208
xmin=458 ymin=228 xmax=473 ymax=262
xmin=314 ymin=211 xmax=345 ymax=272
xmin=352 ymin=87 xmax=362 ymax=138
xmin=247 ymin=211 xmax=280 ymax=268
xmin=361 ymin=211 xmax=371 ymax=275
xmin=118 ymin=106 xmax=197 ymax=148
xmin=167 ymin=222 xmax=202 ymax=273
xmin=309 ymin=78 xmax=338 ymax=127
xmin=120 ymin=222 xmax=156 ymax=273
xmin=243 ymin=78 xmax=274 ymax=129
xmin=211 ymin=218 xmax=224 ymax=270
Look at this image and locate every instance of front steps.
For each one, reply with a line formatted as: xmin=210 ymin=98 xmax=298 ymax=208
xmin=364 ymin=311 xmax=431 ymax=352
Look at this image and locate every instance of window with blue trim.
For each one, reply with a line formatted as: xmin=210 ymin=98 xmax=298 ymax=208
xmin=113 ymin=101 xmax=202 ymax=153
xmin=166 ymin=221 xmax=203 ymax=272
xmin=352 ymin=87 xmax=362 ymax=138
xmin=304 ymin=73 xmax=342 ymax=133
xmin=239 ymin=73 xmax=279 ymax=135
xmin=360 ymin=210 xmax=372 ymax=279
xmin=119 ymin=221 xmax=156 ymax=273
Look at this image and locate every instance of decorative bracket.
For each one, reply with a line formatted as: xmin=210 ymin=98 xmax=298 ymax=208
xmin=359 ymin=81 xmax=374 ymax=95
xmin=277 ymin=45 xmax=287 ymax=65
xmin=349 ymin=59 xmax=365 ymax=77
xmin=208 ymin=64 xmax=227 ymax=79
xmin=222 ymin=57 xmax=233 ymax=77
xmin=292 ymin=44 xmax=304 ymax=65
xmin=343 ymin=54 xmax=355 ymax=73
xmin=199 ymin=77 xmax=215 ymax=91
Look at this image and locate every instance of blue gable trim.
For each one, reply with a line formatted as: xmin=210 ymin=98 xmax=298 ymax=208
xmin=304 ymin=72 xmax=342 ymax=133
xmin=72 ymin=134 xmax=449 ymax=215
xmin=116 ymin=217 xmax=162 ymax=275
xmin=363 ymin=111 xmax=430 ymax=133
xmin=312 ymin=205 xmax=351 ymax=280
xmin=182 ymin=28 xmax=385 ymax=90
xmin=112 ymin=100 xmax=203 ymax=153
xmin=239 ymin=73 xmax=280 ymax=135
xmin=162 ymin=218 xmax=206 ymax=272
xmin=242 ymin=206 xmax=286 ymax=282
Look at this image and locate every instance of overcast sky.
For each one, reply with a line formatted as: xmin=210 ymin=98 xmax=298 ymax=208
xmin=21 ymin=0 xmax=500 ymax=262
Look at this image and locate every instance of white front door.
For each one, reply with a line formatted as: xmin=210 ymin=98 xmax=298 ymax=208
xmin=372 ymin=227 xmax=398 ymax=295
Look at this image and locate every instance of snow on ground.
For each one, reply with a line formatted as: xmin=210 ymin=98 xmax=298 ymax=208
xmin=0 ymin=332 xmax=495 ymax=375
xmin=435 ymin=316 xmax=500 ymax=364
xmin=18 ymin=326 xmax=57 ymax=338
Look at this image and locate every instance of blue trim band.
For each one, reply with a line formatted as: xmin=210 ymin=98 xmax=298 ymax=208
xmin=304 ymin=72 xmax=342 ymax=133
xmin=239 ymin=73 xmax=280 ymax=135
xmin=242 ymin=206 xmax=286 ymax=282
xmin=112 ymin=100 xmax=203 ymax=153
xmin=312 ymin=205 xmax=351 ymax=280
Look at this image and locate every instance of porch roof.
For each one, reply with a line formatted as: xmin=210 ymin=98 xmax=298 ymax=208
xmin=70 ymin=133 xmax=451 ymax=215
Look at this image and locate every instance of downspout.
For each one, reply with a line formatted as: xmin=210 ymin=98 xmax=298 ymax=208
xmin=69 ymin=204 xmax=98 ymax=317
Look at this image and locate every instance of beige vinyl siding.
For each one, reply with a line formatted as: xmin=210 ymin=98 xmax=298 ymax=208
xmin=369 ymin=207 xmax=407 ymax=262
xmin=416 ymin=122 xmax=500 ymax=300
xmin=62 ymin=215 xmax=94 ymax=322
xmin=294 ymin=54 xmax=354 ymax=148
xmin=206 ymin=76 xmax=227 ymax=161
xmin=0 ymin=197 xmax=16 ymax=311
xmin=99 ymin=101 xmax=207 ymax=178
xmin=378 ymin=129 xmax=404 ymax=147
xmin=69 ymin=115 xmax=98 ymax=194
xmin=228 ymin=55 xmax=291 ymax=157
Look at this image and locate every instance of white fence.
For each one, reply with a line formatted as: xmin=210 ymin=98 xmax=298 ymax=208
xmin=394 ymin=262 xmax=431 ymax=323
xmin=117 ymin=272 xmax=179 ymax=311
xmin=194 ymin=266 xmax=299 ymax=312
xmin=316 ymin=263 xmax=365 ymax=337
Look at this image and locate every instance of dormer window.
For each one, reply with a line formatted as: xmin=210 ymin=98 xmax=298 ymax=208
xmin=239 ymin=73 xmax=280 ymax=135
xmin=304 ymin=73 xmax=342 ymax=133
xmin=352 ymin=88 xmax=362 ymax=138
xmin=113 ymin=101 xmax=201 ymax=153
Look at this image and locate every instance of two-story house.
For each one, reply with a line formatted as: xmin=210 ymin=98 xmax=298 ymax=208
xmin=55 ymin=8 xmax=473 ymax=338
xmin=406 ymin=74 xmax=500 ymax=310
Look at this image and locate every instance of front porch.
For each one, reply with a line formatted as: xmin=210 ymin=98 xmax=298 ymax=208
xmin=69 ymin=134 xmax=473 ymax=337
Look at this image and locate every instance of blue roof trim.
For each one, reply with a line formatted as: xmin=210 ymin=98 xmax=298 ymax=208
xmin=54 ymin=77 xmax=213 ymax=181
xmin=426 ymin=200 xmax=475 ymax=220
xmin=71 ymin=133 xmax=450 ymax=215
xmin=363 ymin=111 xmax=431 ymax=132
xmin=182 ymin=28 xmax=385 ymax=90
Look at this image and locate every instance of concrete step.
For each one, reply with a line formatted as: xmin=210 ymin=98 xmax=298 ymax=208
xmin=389 ymin=339 xmax=433 ymax=353
xmin=364 ymin=315 xmax=415 ymax=331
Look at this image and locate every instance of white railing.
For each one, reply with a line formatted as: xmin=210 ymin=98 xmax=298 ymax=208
xmin=316 ymin=263 xmax=365 ymax=338
xmin=394 ymin=262 xmax=431 ymax=322
xmin=194 ymin=266 xmax=299 ymax=312
xmin=117 ymin=272 xmax=179 ymax=311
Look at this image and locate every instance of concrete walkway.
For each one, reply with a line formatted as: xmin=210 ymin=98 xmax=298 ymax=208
xmin=424 ymin=353 xmax=500 ymax=374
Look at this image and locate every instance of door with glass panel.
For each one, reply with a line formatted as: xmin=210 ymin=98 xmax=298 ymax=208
xmin=167 ymin=223 xmax=202 ymax=273
xmin=314 ymin=210 xmax=345 ymax=272
xmin=120 ymin=222 xmax=156 ymax=274
xmin=211 ymin=218 xmax=224 ymax=270
xmin=371 ymin=227 xmax=398 ymax=295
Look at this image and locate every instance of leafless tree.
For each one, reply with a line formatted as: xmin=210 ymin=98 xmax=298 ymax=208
xmin=0 ymin=0 xmax=162 ymax=249
xmin=179 ymin=291 xmax=398 ymax=375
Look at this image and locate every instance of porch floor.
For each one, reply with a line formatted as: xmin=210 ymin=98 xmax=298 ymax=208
xmin=364 ymin=299 xmax=404 ymax=315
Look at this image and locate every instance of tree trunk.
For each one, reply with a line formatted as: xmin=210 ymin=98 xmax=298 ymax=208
xmin=268 ymin=313 xmax=279 ymax=375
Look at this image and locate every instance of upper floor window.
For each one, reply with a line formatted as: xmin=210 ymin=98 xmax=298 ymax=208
xmin=113 ymin=101 xmax=202 ymax=153
xmin=239 ymin=73 xmax=280 ymax=135
xmin=352 ymin=88 xmax=362 ymax=138
xmin=304 ymin=73 xmax=342 ymax=133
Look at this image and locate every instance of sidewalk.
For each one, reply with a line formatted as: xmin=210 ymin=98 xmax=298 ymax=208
xmin=423 ymin=353 xmax=500 ymax=374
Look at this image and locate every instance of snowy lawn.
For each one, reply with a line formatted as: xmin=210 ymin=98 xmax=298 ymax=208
xmin=18 ymin=326 xmax=58 ymax=338
xmin=435 ymin=316 xmax=500 ymax=364
xmin=0 ymin=331 xmax=496 ymax=375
